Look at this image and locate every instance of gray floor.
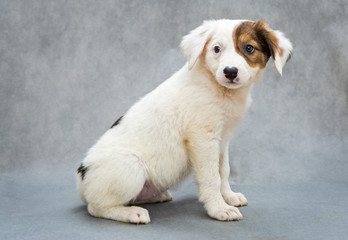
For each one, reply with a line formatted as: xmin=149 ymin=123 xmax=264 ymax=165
xmin=1 ymin=168 xmax=348 ymax=240
xmin=1 ymin=1 xmax=348 ymax=239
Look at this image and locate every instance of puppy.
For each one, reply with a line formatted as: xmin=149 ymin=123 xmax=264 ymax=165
xmin=76 ymin=19 xmax=292 ymax=224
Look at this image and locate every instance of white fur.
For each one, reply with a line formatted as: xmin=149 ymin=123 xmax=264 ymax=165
xmin=77 ymin=19 xmax=292 ymax=224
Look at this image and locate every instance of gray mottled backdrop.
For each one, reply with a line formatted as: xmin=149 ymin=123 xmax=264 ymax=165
xmin=1 ymin=1 xmax=348 ymax=239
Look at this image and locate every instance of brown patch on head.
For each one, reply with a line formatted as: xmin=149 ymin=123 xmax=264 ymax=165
xmin=233 ymin=20 xmax=279 ymax=69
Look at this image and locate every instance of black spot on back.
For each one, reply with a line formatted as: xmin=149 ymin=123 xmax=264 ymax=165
xmin=77 ymin=163 xmax=88 ymax=180
xmin=110 ymin=115 xmax=123 ymax=128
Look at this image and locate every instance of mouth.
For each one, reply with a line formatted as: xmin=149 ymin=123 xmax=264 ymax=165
xmin=227 ymin=77 xmax=240 ymax=84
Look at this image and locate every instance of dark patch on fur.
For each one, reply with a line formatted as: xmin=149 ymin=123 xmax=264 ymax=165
xmin=233 ymin=20 xmax=275 ymax=69
xmin=77 ymin=163 xmax=88 ymax=180
xmin=110 ymin=115 xmax=123 ymax=128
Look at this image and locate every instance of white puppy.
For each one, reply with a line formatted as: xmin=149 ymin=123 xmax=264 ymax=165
xmin=77 ymin=19 xmax=292 ymax=224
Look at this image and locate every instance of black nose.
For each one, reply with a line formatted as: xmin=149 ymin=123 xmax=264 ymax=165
xmin=223 ymin=67 xmax=238 ymax=80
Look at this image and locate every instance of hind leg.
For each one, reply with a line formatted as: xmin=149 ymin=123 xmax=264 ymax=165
xmin=81 ymin=152 xmax=151 ymax=223
xmin=88 ymin=204 xmax=151 ymax=224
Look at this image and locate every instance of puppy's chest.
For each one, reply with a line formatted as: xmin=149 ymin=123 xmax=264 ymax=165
xmin=219 ymin=95 xmax=252 ymax=131
xmin=222 ymin=95 xmax=251 ymax=120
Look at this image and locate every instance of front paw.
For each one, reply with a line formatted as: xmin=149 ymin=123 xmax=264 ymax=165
xmin=222 ymin=191 xmax=248 ymax=207
xmin=207 ymin=205 xmax=243 ymax=221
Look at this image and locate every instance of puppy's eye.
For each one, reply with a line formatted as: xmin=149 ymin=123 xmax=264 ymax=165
xmin=214 ymin=46 xmax=221 ymax=53
xmin=245 ymin=44 xmax=255 ymax=54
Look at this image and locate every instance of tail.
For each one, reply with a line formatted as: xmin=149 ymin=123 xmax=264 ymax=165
xmin=76 ymin=163 xmax=87 ymax=203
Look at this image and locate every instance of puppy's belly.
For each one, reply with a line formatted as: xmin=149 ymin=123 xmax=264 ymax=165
xmin=133 ymin=181 xmax=163 ymax=202
xmin=144 ymin=147 xmax=191 ymax=191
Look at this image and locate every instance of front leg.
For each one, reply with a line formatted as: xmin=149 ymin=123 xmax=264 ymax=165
xmin=220 ymin=144 xmax=248 ymax=207
xmin=188 ymin=134 xmax=242 ymax=221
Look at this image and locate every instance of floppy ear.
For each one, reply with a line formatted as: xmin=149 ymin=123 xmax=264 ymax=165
xmin=258 ymin=20 xmax=293 ymax=76
xmin=180 ymin=21 xmax=215 ymax=70
xmin=271 ymin=30 xmax=293 ymax=76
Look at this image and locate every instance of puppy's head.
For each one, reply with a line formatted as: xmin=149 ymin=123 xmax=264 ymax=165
xmin=181 ymin=19 xmax=293 ymax=89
